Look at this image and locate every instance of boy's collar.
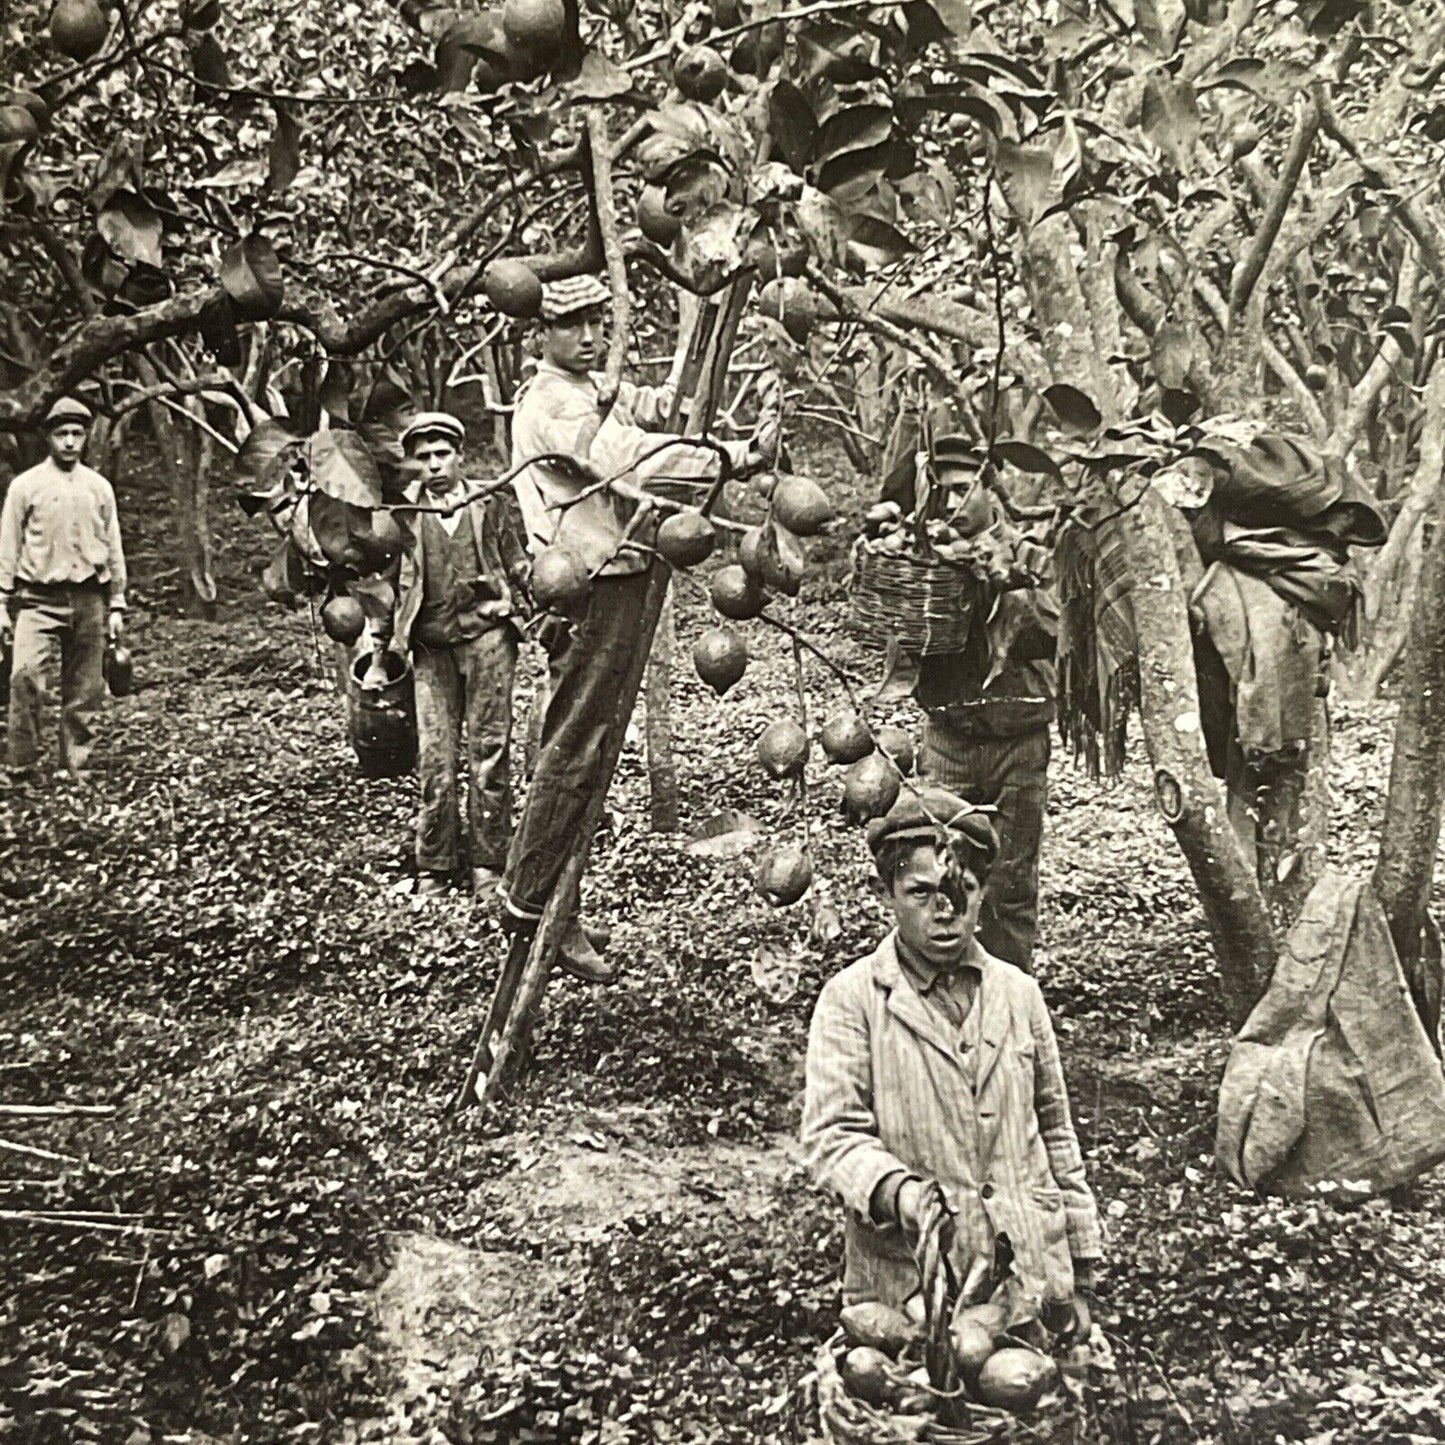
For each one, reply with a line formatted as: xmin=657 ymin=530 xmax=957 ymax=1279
xmin=893 ymin=933 xmax=983 ymax=993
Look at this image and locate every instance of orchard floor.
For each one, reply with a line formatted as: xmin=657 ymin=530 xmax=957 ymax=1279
xmin=4 ymin=464 xmax=1445 ymax=1445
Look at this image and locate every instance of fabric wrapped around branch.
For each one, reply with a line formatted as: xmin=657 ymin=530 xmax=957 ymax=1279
xmin=1056 ymin=432 xmax=1385 ymax=778
xmin=1216 ymin=870 xmax=1445 ymax=1199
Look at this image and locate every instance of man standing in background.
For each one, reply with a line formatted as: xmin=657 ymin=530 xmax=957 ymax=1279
xmin=378 ymin=412 xmax=530 ymax=897
xmin=887 ymin=431 xmax=1057 ymax=973
xmin=0 ymin=397 xmax=127 ymax=781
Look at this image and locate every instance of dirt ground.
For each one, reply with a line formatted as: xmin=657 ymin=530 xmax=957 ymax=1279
xmin=3 ymin=454 xmax=1445 ymax=1444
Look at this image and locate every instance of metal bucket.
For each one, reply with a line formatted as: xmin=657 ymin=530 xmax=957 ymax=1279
xmin=347 ymin=650 xmax=417 ymax=778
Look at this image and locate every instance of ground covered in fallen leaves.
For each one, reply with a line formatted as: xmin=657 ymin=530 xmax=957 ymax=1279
xmin=3 ymin=454 xmax=1445 ymax=1445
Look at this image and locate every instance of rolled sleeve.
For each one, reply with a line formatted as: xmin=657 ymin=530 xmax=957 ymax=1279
xmin=802 ymin=970 xmax=915 ymax=1218
xmin=1028 ymin=979 xmax=1104 ymax=1261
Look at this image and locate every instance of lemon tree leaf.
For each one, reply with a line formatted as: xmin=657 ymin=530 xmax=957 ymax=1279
xmin=308 ymin=429 xmax=384 ymax=509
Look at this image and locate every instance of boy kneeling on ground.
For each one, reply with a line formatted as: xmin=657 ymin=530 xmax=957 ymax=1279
xmin=802 ymin=787 xmax=1102 ymax=1326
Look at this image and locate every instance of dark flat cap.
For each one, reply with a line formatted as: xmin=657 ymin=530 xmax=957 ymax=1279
xmin=43 ymin=397 xmax=93 ymax=429
xmin=930 ymin=434 xmax=983 ymax=469
xmin=866 ymin=784 xmax=999 ymax=872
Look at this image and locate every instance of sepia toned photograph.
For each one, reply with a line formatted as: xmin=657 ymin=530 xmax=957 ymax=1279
xmin=3 ymin=0 xmax=1445 ymax=1439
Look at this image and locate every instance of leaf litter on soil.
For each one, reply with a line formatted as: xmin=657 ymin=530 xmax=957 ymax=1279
xmin=3 ymin=454 xmax=1445 ymax=1443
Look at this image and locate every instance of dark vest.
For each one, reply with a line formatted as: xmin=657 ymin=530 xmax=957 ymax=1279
xmin=415 ymin=512 xmax=496 ymax=648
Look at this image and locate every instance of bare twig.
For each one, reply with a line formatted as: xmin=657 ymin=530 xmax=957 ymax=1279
xmin=109 ymin=372 xmax=235 ymax=420
xmin=312 ymin=252 xmax=452 ymax=316
xmin=806 ymin=268 xmax=961 ymax=395
xmin=1339 ymin=251 xmax=1419 ymax=449
xmin=981 ymin=167 xmax=1006 ymax=453
xmin=137 ymin=49 xmax=427 ymax=108
xmin=1316 ymin=90 xmax=1445 ymax=281
xmin=758 ymin=610 xmax=868 ymax=698
xmin=0 ymin=1137 xmax=79 ymax=1165
xmin=130 ymin=1238 xmax=152 ymax=1310
xmin=0 ymin=1210 xmax=168 ymax=1235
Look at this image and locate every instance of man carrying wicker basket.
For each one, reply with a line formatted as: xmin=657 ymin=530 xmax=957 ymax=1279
xmin=856 ymin=429 xmax=1057 ymax=972
xmin=802 ymin=785 xmax=1102 ymax=1327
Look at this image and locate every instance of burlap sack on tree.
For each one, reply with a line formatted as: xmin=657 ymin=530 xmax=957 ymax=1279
xmin=1216 ymin=870 xmax=1445 ymax=1198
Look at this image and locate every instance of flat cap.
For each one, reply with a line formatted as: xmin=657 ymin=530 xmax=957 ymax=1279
xmin=399 ymin=411 xmax=465 ymax=452
xmin=930 ymin=434 xmax=982 ymax=469
xmin=540 ymin=274 xmax=610 ymax=323
xmin=43 ymin=396 xmax=93 ymax=429
xmin=867 ymin=784 xmax=999 ymax=874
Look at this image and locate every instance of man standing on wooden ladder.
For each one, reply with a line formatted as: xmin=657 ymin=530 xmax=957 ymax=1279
xmin=377 ymin=412 xmax=531 ymax=897
xmin=0 ymin=397 xmax=127 ymax=783
xmin=504 ymin=274 xmax=776 ymax=982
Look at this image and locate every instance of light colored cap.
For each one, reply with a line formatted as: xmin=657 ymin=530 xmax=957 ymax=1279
xmin=399 ymin=411 xmax=465 ymax=452
xmin=43 ymin=396 xmax=94 ymax=429
xmin=540 ymin=274 xmax=611 ymax=322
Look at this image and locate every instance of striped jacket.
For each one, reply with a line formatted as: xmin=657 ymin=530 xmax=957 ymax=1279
xmin=802 ymin=933 xmax=1102 ymax=1307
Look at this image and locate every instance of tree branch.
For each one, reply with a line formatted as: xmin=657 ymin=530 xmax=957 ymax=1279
xmin=1364 ymin=363 xmax=1445 ymax=623
xmin=1338 ymin=251 xmax=1419 ymax=450
xmin=587 ymin=111 xmax=630 ymax=413
xmin=1194 ymin=276 xmax=1328 ymax=438
xmin=623 ymin=0 xmax=911 ymax=72
xmin=806 ymin=267 xmax=961 ymax=394
xmin=1229 ymin=89 xmax=1322 ymax=319
xmin=1316 ymin=91 xmax=1445 ymax=283
xmin=109 ymin=371 xmax=235 ymax=419
xmin=0 ymin=191 xmax=605 ymax=432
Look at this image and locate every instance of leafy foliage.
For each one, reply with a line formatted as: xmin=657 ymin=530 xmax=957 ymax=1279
xmin=5 ymin=460 xmax=1445 ymax=1442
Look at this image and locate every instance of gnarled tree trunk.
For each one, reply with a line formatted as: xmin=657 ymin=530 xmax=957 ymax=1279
xmin=1119 ymin=490 xmax=1276 ymax=1026
xmin=1373 ymin=466 xmax=1445 ymax=996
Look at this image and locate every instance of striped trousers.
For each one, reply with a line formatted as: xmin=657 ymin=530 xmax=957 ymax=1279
xmin=919 ymin=720 xmax=1049 ymax=971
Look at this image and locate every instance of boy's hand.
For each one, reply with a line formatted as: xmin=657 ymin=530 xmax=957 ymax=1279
xmin=896 ymin=1177 xmax=926 ymax=1236
xmin=107 ymin=610 xmax=124 ymax=644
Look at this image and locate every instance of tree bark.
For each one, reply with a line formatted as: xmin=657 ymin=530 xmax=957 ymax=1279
xmin=1254 ymin=695 xmax=1330 ymax=925
xmin=1020 ymin=216 xmax=1120 ymax=418
xmin=135 ymin=355 xmax=217 ymax=617
xmin=1120 ymin=488 xmax=1276 ymax=1027
xmin=1373 ymin=466 xmax=1445 ymax=988
xmin=642 ymin=287 xmax=704 ymax=832
xmin=1347 ymin=543 xmax=1422 ymax=700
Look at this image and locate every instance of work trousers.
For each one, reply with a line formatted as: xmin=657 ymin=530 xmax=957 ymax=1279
xmin=413 ymin=627 xmax=518 ymax=875
xmin=920 ymin=720 xmax=1050 ymax=972
xmin=7 ymin=583 xmax=107 ymax=776
xmin=503 ymin=571 xmax=650 ymax=918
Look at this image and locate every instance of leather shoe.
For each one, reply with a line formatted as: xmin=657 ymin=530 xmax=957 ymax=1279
xmin=557 ymin=917 xmax=617 ymax=984
xmin=416 ymin=872 xmax=450 ymax=896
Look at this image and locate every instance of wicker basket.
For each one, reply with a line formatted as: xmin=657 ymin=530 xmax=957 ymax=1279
xmin=816 ymin=1334 xmax=1011 ymax=1445
xmin=848 ymin=541 xmax=979 ymax=656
